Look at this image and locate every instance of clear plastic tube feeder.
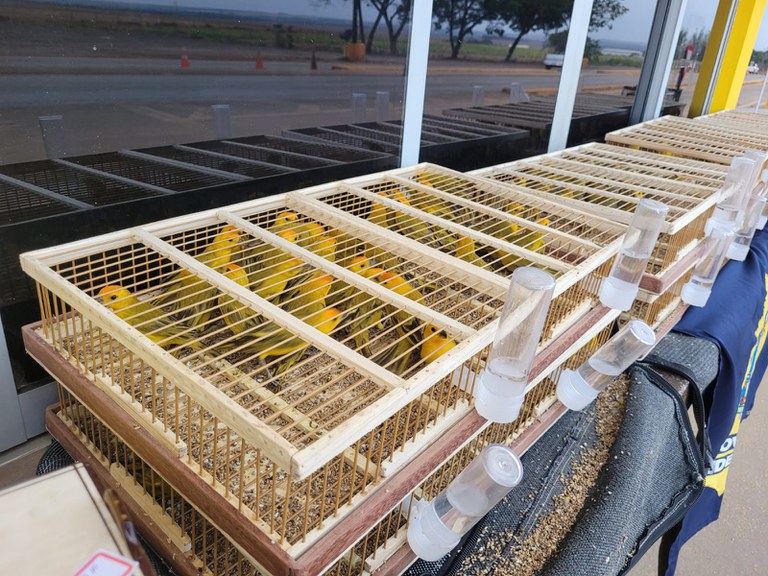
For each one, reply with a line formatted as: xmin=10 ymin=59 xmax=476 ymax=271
xmin=727 ymin=193 xmax=767 ymax=261
xmin=557 ymin=320 xmax=656 ymax=411
xmin=705 ymin=156 xmax=756 ymax=235
xmin=599 ymin=199 xmax=669 ymax=311
xmin=474 ymin=267 xmax=555 ymax=424
xmin=407 ymin=444 xmax=524 ymax=561
xmin=681 ymin=222 xmax=734 ymax=307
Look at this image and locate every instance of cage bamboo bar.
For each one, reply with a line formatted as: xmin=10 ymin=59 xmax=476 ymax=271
xmin=605 ymin=115 xmax=768 ymax=165
xmin=47 ymin=398 xmax=266 ymax=576
xmin=470 ymin=143 xmax=727 ymax=291
xmin=20 ymin=172 xmax=618 ymax=557
xmin=31 ymin=298 xmax=619 ymax=576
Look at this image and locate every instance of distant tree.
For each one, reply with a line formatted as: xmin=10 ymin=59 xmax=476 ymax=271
xmin=546 ymin=29 xmax=601 ymax=59
xmin=365 ymin=0 xmax=411 ymax=55
xmin=493 ymin=0 xmax=627 ymax=62
xmin=753 ymin=49 xmax=768 ymax=70
xmin=433 ymin=0 xmax=497 ymax=59
xmin=352 ymin=0 xmax=366 ymax=44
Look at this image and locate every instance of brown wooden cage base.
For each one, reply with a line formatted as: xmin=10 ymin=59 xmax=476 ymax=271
xmin=24 ymin=303 xmax=615 ymax=576
xmin=44 ymin=406 xmax=204 ymax=576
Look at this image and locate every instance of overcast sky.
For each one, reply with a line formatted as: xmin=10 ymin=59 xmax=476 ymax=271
xmin=76 ymin=0 xmax=768 ymax=51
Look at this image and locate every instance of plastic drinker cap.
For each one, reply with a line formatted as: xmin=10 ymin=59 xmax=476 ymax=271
xmin=727 ymin=242 xmax=749 ymax=261
xmin=599 ymin=276 xmax=639 ymax=311
xmin=474 ymin=370 xmax=525 ymax=424
xmin=407 ymin=499 xmax=460 ymax=562
xmin=681 ymin=282 xmax=711 ymax=308
xmin=556 ymin=369 xmax=599 ymax=411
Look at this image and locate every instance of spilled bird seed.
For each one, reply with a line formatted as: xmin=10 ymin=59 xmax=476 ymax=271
xmin=459 ymin=376 xmax=629 ymax=576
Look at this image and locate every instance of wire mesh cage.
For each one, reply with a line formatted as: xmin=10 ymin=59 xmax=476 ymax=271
xmin=66 ymin=152 xmax=241 ymax=192
xmin=1 ymin=160 xmax=167 ymax=206
xmin=694 ymin=110 xmax=768 ymax=135
xmin=133 ymin=146 xmax=297 ymax=179
xmin=605 ymin=115 xmax=768 ymax=165
xmin=470 ymin=143 xmax=727 ymax=290
xmin=38 ymin=301 xmax=617 ymax=576
xmin=49 ymin=392 xmax=266 ymax=576
xmin=225 ymin=135 xmax=394 ymax=164
xmin=20 ymin=169 xmax=619 ymax=559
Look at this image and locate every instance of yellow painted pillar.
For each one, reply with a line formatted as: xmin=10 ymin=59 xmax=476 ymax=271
xmin=689 ymin=0 xmax=767 ymax=117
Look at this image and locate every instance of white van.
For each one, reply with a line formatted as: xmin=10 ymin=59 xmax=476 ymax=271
xmin=543 ymin=54 xmax=565 ymax=69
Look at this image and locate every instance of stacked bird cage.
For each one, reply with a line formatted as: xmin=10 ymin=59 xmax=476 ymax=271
xmin=469 ymin=144 xmax=728 ymax=326
xmin=21 ymin=173 xmax=621 ymax=574
xmin=41 ymin=297 xmax=618 ymax=576
xmin=605 ymin=115 xmax=768 ymax=165
xmin=694 ymin=109 xmax=768 ymax=135
xmin=47 ymin=396 xmax=265 ymax=576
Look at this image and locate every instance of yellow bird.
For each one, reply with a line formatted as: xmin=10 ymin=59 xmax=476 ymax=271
xmin=98 ymin=285 xmax=198 ymax=349
xmin=245 ymin=229 xmax=300 ymax=285
xmin=155 ymin=226 xmax=241 ymax=326
xmin=454 ymin=234 xmax=488 ymax=268
xmin=328 ymin=256 xmax=369 ymax=310
xmin=377 ymin=271 xmax=427 ymax=303
xmin=372 ymin=326 xmax=419 ymax=376
xmin=420 ymin=324 xmax=457 ymax=364
xmin=342 ymin=265 xmax=385 ymax=356
xmin=251 ymin=258 xmax=304 ymax=302
xmin=311 ymin=235 xmax=337 ymax=262
xmin=281 ymin=272 xmax=333 ymax=319
xmin=218 ymin=263 xmax=260 ymax=336
xmin=256 ymin=307 xmax=345 ymax=378
xmin=367 ymin=192 xmax=391 ymax=227
xmin=296 ymin=221 xmax=326 ymax=247
xmin=269 ymin=211 xmax=298 ymax=234
xmin=499 ymin=218 xmax=551 ymax=273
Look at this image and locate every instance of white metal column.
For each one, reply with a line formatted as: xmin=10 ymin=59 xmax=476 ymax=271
xmin=400 ymin=0 xmax=434 ymax=167
xmin=629 ymin=0 xmax=689 ymax=124
xmin=0 ymin=315 xmax=28 ymax=452
xmin=547 ymin=0 xmax=595 ymax=153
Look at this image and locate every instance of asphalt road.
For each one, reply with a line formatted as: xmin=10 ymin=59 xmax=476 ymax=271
xmin=0 ymin=57 xmax=641 ymax=164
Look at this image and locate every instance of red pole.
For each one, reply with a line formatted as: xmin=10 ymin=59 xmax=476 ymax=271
xmin=256 ymin=51 xmax=264 ymax=70
xmin=180 ymin=47 xmax=190 ymax=69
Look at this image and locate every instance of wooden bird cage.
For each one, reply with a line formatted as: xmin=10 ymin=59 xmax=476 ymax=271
xmin=20 ymin=173 xmax=619 ymax=568
xmin=470 ymin=143 xmax=727 ymax=292
xmin=694 ymin=110 xmax=768 ymax=135
xmin=47 ymin=398 xmax=265 ymax=576
xmin=605 ymin=115 xmax=768 ymax=165
xmin=36 ymin=299 xmax=618 ymax=576
xmin=627 ymin=268 xmax=693 ymax=330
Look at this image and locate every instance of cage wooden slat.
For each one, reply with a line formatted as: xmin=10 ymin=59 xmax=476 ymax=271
xmin=384 ymin=173 xmax=603 ymax=251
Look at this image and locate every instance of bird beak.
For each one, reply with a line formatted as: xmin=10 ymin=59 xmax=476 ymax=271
xmin=439 ymin=330 xmax=448 ymax=338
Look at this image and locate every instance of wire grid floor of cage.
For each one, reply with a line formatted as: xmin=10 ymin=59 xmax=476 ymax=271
xmin=468 ymin=145 xmax=726 ymax=286
xmin=605 ymin=115 xmax=768 ymax=165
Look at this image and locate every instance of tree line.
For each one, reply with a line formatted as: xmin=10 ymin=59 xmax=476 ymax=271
xmin=340 ymin=0 xmax=627 ymax=60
